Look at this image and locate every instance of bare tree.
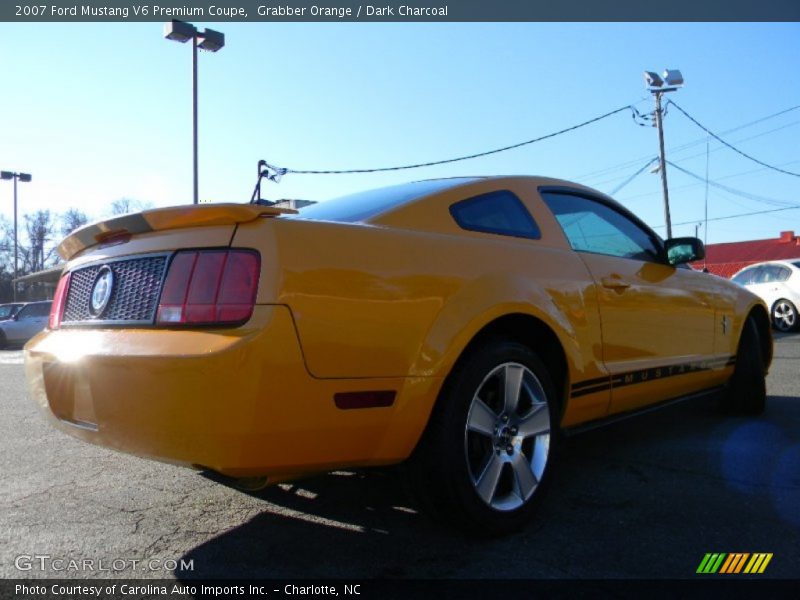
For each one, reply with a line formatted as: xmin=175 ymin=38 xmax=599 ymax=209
xmin=61 ymin=208 xmax=89 ymax=237
xmin=21 ymin=210 xmax=59 ymax=274
xmin=110 ymin=198 xmax=153 ymax=216
xmin=0 ymin=217 xmax=13 ymax=301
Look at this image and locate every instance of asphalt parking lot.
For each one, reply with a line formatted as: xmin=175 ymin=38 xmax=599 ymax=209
xmin=0 ymin=334 xmax=798 ymax=580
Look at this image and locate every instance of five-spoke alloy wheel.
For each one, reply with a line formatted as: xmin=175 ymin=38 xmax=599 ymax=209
xmin=465 ymin=363 xmax=551 ymax=511
xmin=772 ymin=299 xmax=798 ymax=332
xmin=407 ymin=339 xmax=557 ymax=536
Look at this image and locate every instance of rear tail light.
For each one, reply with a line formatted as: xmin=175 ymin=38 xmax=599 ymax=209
xmin=49 ymin=272 xmax=72 ymax=330
xmin=156 ymin=249 xmax=260 ymax=326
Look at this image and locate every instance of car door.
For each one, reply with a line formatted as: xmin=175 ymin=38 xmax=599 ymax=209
xmin=9 ymin=304 xmax=49 ymax=343
xmin=755 ymin=265 xmax=792 ymax=312
xmin=539 ymin=189 xmax=719 ymax=413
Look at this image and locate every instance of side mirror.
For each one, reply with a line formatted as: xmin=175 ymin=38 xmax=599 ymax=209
xmin=665 ymin=237 xmax=705 ymax=265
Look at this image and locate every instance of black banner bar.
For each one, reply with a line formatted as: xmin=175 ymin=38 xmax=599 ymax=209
xmin=4 ymin=579 xmax=800 ymax=600
xmin=2 ymin=0 xmax=800 ymax=22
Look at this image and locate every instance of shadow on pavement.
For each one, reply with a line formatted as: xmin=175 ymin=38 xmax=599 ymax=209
xmin=175 ymin=393 xmax=800 ymax=579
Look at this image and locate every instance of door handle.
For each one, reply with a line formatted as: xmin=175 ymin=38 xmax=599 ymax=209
xmin=601 ymin=276 xmax=631 ymax=291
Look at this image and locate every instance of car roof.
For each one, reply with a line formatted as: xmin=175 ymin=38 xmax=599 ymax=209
xmin=735 ymin=260 xmax=800 ymax=270
xmin=289 ymin=175 xmax=625 ymax=225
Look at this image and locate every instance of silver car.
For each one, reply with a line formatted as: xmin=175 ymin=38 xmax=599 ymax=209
xmin=0 ymin=301 xmax=52 ymax=348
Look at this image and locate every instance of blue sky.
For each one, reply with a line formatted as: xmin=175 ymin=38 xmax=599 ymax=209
xmin=0 ymin=22 xmax=798 ymax=244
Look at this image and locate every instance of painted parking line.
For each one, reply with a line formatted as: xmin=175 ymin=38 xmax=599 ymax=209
xmin=0 ymin=352 xmax=24 ymax=365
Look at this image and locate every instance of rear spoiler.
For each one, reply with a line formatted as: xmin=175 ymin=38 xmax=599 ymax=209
xmin=58 ymin=203 xmax=296 ymax=261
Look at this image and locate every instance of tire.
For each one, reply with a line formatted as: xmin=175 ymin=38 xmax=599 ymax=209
xmin=722 ymin=316 xmax=767 ymax=415
xmin=406 ymin=339 xmax=557 ymax=537
xmin=771 ymin=299 xmax=799 ymax=333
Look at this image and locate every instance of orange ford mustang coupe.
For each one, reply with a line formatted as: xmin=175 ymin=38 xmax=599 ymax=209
xmin=26 ymin=176 xmax=771 ymax=535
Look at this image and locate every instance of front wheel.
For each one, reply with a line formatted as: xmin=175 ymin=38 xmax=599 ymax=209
xmin=406 ymin=340 xmax=557 ymax=536
xmin=771 ymin=299 xmax=799 ymax=332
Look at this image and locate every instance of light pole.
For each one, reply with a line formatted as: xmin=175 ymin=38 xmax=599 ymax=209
xmin=643 ymin=69 xmax=684 ymax=239
xmin=164 ymin=20 xmax=225 ymax=205
xmin=1 ymin=170 xmax=32 ymax=301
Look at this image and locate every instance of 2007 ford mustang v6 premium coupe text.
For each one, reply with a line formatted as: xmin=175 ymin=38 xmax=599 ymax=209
xmin=26 ymin=176 xmax=771 ymax=535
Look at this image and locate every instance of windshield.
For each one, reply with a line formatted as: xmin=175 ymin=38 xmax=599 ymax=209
xmin=287 ymin=178 xmax=479 ymax=223
xmin=0 ymin=304 xmax=21 ymax=319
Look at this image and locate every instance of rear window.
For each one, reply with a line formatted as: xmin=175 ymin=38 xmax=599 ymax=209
xmin=450 ymin=191 xmax=540 ymax=240
xmin=289 ymin=178 xmax=478 ymax=223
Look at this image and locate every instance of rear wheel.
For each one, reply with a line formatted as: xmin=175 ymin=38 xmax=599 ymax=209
xmin=407 ymin=339 xmax=557 ymax=536
xmin=722 ymin=316 xmax=767 ymax=415
xmin=771 ymin=299 xmax=798 ymax=332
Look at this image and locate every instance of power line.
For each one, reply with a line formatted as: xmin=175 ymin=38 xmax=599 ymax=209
xmin=665 ymin=161 xmax=800 ymax=208
xmin=576 ymin=103 xmax=800 ymax=183
xmin=660 ymin=119 xmax=800 ymax=167
xmin=653 ymin=205 xmax=800 ymax=229
xmin=668 ymin=100 xmax=800 ymax=178
xmin=259 ymin=104 xmax=636 ymax=180
xmin=617 ymin=159 xmax=800 ymax=203
xmin=607 ymin=158 xmax=658 ymax=195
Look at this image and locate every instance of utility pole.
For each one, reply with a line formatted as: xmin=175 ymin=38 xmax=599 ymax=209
xmin=643 ymin=69 xmax=684 ymax=240
xmin=653 ymin=91 xmax=673 ymax=238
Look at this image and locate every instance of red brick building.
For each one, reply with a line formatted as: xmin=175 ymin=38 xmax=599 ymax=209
xmin=693 ymin=230 xmax=800 ymax=278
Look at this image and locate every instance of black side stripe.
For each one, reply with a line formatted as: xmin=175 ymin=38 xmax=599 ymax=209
xmin=570 ymin=355 xmax=737 ymax=398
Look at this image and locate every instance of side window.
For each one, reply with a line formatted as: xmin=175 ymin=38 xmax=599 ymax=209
xmin=20 ymin=304 xmax=49 ymax=318
xmin=759 ymin=265 xmax=792 ymax=283
xmin=450 ymin=190 xmax=540 ymax=240
xmin=732 ymin=268 xmax=757 ymax=285
xmin=540 ymin=191 xmax=662 ymax=262
xmin=751 ymin=267 xmax=770 ymax=284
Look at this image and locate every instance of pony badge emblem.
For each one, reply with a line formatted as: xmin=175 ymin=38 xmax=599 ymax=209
xmin=89 ymin=266 xmax=114 ymax=318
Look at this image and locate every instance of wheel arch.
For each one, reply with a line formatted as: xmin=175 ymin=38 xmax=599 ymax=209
xmin=436 ymin=312 xmax=570 ymax=422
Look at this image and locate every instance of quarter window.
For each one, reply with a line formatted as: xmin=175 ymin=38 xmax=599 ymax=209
xmin=540 ymin=191 xmax=662 ymax=262
xmin=450 ymin=191 xmax=540 ymax=240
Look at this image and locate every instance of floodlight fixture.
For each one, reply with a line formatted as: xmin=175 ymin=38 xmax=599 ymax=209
xmin=663 ymin=69 xmax=684 ymax=87
xmin=18 ymin=173 xmax=32 ymax=182
xmin=643 ymin=71 xmax=663 ymax=88
xmin=198 ymin=29 xmax=225 ymax=52
xmin=164 ymin=20 xmax=196 ymax=43
xmin=0 ymin=171 xmax=13 ymax=180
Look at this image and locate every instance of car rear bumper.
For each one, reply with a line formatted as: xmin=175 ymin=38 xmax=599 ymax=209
xmin=25 ymin=305 xmax=442 ymax=478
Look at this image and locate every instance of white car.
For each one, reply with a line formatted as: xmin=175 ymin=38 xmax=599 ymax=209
xmin=731 ymin=260 xmax=800 ymax=332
